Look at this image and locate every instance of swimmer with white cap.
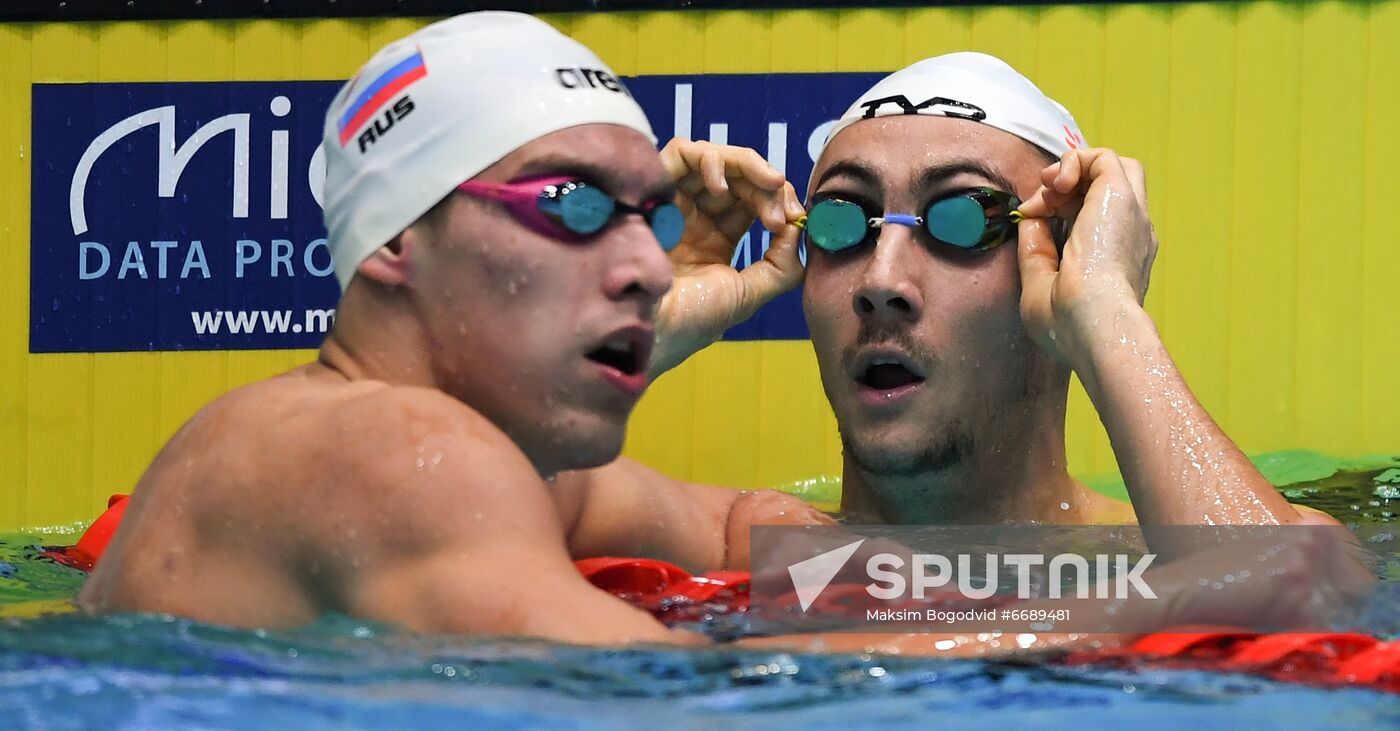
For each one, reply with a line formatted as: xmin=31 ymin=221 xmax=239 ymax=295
xmin=79 ymin=16 xmax=1354 ymax=648
xmin=794 ymin=53 xmax=1345 ymax=531
xmin=79 ymin=11 xmax=827 ymax=640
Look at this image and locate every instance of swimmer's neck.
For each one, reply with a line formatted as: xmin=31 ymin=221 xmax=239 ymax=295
xmin=839 ymin=419 xmax=1083 ymax=525
xmin=314 ymin=284 xmax=438 ymax=388
xmin=312 ymin=287 xmax=562 ymax=480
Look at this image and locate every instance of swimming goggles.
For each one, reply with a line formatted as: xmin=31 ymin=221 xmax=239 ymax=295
xmin=455 ymin=175 xmax=686 ymax=251
xmin=801 ymin=187 xmax=1022 ymax=254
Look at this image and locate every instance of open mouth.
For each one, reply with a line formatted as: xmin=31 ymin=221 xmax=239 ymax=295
xmin=857 ymin=358 xmax=926 ymax=391
xmin=586 ymin=335 xmax=645 ymax=377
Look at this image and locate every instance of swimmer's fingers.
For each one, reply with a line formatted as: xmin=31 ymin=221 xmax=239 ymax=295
xmin=662 ymin=138 xmax=785 ymax=195
xmin=1120 ymin=157 xmax=1149 ymax=214
xmin=700 ymin=147 xmax=729 ymax=195
xmin=692 ymin=178 xmax=800 ymax=233
xmin=663 ymin=139 xmax=801 ymax=233
xmin=661 ymin=139 xmax=728 ymax=199
xmin=1018 ymin=148 xmax=1133 ymax=221
xmin=734 ymin=220 xmax=806 ymax=318
xmin=735 ymin=179 xmax=804 ymax=232
xmin=1118 ymin=156 xmax=1159 ymax=293
xmin=1016 ymin=217 xmax=1062 ymax=334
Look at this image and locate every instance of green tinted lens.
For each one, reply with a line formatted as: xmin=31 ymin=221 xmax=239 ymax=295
xmin=559 ymin=185 xmax=615 ymax=235
xmin=806 ymin=199 xmax=870 ymax=252
xmin=925 ymin=195 xmax=989 ymax=248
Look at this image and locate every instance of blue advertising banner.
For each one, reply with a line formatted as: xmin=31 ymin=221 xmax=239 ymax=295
xmin=29 ymin=73 xmax=883 ymax=353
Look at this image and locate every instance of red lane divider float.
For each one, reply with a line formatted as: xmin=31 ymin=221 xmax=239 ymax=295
xmin=48 ymin=494 xmax=1400 ymax=693
xmin=41 ymin=493 xmax=130 ymax=572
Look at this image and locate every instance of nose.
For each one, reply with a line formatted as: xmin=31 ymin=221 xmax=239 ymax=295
xmin=852 ymin=226 xmax=923 ymax=323
xmin=602 ymin=217 xmax=674 ymax=305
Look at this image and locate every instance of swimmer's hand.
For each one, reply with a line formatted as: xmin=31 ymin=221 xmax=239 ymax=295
xmin=1013 ymin=148 xmax=1158 ymax=366
xmin=1138 ymin=525 xmax=1375 ymax=632
xmin=651 ymin=138 xmax=807 ymax=377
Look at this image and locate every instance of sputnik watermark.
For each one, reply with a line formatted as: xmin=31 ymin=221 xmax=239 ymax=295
xmin=787 ymin=539 xmax=1156 ymax=612
xmin=751 ymin=524 xmax=1379 ymax=634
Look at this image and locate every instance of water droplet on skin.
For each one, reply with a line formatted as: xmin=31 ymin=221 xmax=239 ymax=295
xmin=1059 ymin=502 xmax=1070 ymax=511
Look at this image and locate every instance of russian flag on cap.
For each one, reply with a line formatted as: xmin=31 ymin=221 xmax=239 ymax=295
xmin=337 ymin=50 xmax=428 ymax=146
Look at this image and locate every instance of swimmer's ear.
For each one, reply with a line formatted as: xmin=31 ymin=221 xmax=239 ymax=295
xmin=357 ymin=233 xmax=413 ymax=287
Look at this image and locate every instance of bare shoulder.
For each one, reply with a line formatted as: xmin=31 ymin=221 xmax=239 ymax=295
xmin=144 ymin=369 xmax=553 ymax=556
xmin=304 ymin=382 xmax=555 ymax=540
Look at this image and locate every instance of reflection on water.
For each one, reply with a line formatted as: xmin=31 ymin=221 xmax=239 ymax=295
xmin=1282 ymin=467 xmax=1400 ymax=527
xmin=0 ymin=612 xmax=1397 ymax=731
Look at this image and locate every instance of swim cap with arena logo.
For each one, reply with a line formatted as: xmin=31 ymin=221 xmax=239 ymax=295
xmin=322 ymin=11 xmax=656 ymax=291
xmin=821 ymin=52 xmax=1086 ymax=161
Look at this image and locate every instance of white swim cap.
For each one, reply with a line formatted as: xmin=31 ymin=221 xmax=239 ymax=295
xmin=822 ymin=52 xmax=1085 ymax=161
xmin=322 ymin=11 xmax=656 ymax=291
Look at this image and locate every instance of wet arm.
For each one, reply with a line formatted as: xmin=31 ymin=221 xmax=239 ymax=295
xmin=568 ymin=458 xmax=834 ymax=572
xmin=330 ymin=394 xmax=704 ymax=645
xmin=1073 ymin=303 xmax=1327 ymax=527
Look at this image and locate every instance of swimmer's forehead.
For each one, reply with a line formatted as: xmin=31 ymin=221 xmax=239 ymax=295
xmin=810 ymin=118 xmax=1040 ymax=199
xmin=811 ymin=155 xmax=1021 ymax=200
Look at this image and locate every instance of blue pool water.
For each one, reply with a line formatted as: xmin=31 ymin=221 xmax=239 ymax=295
xmin=2 ymin=612 xmax=1398 ymax=730
xmin=1 ymin=462 xmax=1398 ymax=730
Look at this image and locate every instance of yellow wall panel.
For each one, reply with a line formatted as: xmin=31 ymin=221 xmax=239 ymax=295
xmin=755 ymin=340 xmax=839 ymax=487
xmin=1160 ymin=2 xmax=1237 ymax=437
xmin=835 ymin=10 xmax=906 ymax=72
xmin=704 ymin=11 xmax=771 ymax=74
xmin=27 ymin=23 xmax=99 ymax=527
xmin=770 ymin=11 xmax=838 ymax=73
xmin=1228 ymin=0 xmax=1303 ymax=451
xmin=166 ymin=21 xmax=234 ymax=80
xmin=1090 ymin=2 xmax=1172 ymax=476
xmin=1361 ymin=1 xmax=1400 ymax=453
xmin=0 ymin=24 xmax=32 ymax=529
xmin=902 ymin=7 xmax=974 ymax=63
xmin=1295 ymin=1 xmax=1367 ymax=453
xmin=3 ymin=2 xmax=1398 ymax=528
xmin=636 ymin=12 xmax=704 ymax=74
xmin=572 ymin=12 xmax=639 ymax=75
xmin=968 ymin=5 xmax=1040 ymax=81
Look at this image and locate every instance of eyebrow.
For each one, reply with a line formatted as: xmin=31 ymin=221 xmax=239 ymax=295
xmin=914 ymin=159 xmax=1020 ymax=198
xmin=813 ymin=157 xmax=1020 ymax=199
xmin=515 ymin=155 xmax=676 ymax=202
xmin=813 ymin=160 xmax=882 ymax=191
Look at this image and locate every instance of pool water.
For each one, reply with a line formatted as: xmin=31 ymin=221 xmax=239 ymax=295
xmin=2 ymin=462 xmax=1398 ymax=730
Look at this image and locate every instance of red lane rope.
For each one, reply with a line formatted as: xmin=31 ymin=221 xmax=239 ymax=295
xmin=54 ymin=494 xmax=1400 ymax=693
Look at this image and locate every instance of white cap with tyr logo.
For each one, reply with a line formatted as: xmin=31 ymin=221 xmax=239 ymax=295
xmin=821 ymin=52 xmax=1086 ymax=162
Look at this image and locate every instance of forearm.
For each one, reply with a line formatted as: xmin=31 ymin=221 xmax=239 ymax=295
xmin=1072 ymin=304 xmax=1302 ymax=527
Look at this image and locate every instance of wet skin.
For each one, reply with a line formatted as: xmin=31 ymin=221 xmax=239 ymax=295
xmin=804 ymin=115 xmax=1332 ymax=530
xmin=804 ymin=116 xmax=1129 ymax=525
xmin=79 ymin=125 xmax=825 ymax=639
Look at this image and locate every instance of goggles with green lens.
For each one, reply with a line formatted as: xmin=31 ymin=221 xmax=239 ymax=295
xmin=802 ymin=187 xmax=1022 ymax=254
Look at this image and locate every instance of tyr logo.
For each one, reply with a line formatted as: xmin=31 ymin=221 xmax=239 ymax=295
xmin=858 ymin=94 xmax=987 ymax=122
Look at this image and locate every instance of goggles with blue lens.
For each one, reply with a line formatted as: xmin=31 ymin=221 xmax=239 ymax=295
xmin=456 ymin=175 xmax=686 ymax=252
xmin=802 ymin=187 xmax=1022 ymax=254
